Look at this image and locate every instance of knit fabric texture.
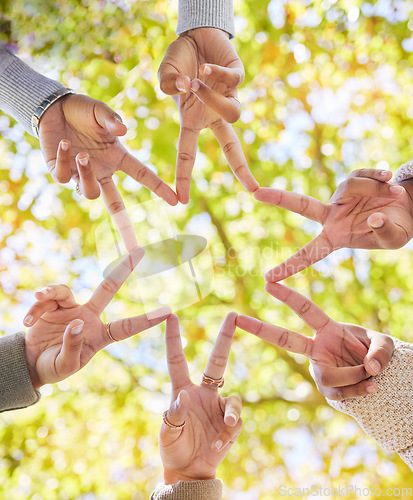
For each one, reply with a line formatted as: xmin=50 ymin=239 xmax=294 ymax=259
xmin=177 ymin=0 xmax=235 ymax=38
xmin=0 ymin=48 xmax=65 ymax=135
xmin=0 ymin=332 xmax=40 ymax=412
xmin=327 ymin=337 xmax=413 ymax=470
xmin=394 ymin=159 xmax=413 ymax=183
xmin=150 ymin=479 xmax=223 ymax=499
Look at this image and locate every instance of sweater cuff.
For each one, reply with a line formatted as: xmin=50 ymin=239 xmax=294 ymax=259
xmin=0 ymin=48 xmax=65 ymax=135
xmin=150 ymin=479 xmax=222 ymax=499
xmin=177 ymin=0 xmax=235 ymax=38
xmin=0 ymin=332 xmax=40 ymax=413
xmin=327 ymin=337 xmax=413 ymax=454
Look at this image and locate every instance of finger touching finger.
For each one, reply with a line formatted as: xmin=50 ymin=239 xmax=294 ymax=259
xmin=310 ymin=362 xmax=368 ymax=388
xmin=23 ymin=299 xmax=59 ymax=327
xmin=212 ymin=417 xmax=243 ymax=451
xmin=367 ymin=212 xmax=409 ymax=249
xmin=165 ymin=314 xmax=192 ymax=392
xmin=236 ymin=314 xmax=311 ymax=357
xmin=317 ymin=379 xmax=378 ymax=401
xmin=191 ymin=78 xmax=241 ymax=123
xmin=331 ymin=177 xmax=404 ymax=204
xmin=108 ymin=306 xmax=172 ymax=342
xmin=200 ymin=64 xmax=244 ymax=88
xmin=175 ymin=126 xmax=200 ymax=204
xmin=254 ymin=187 xmax=326 ymax=223
xmin=210 ymin=120 xmax=259 ymax=193
xmin=204 ymin=312 xmax=237 ymax=382
xmin=87 ymin=246 xmax=144 ymax=315
xmin=264 ymin=232 xmax=334 ymax=282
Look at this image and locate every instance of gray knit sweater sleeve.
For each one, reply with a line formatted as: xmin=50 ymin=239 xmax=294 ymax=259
xmin=177 ymin=0 xmax=235 ymax=38
xmin=327 ymin=337 xmax=413 ymax=470
xmin=0 ymin=48 xmax=65 ymax=135
xmin=0 ymin=332 xmax=40 ymax=412
xmin=150 ymin=479 xmax=222 ymax=499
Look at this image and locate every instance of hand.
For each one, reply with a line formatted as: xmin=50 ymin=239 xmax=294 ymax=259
xmin=160 ymin=313 xmax=243 ymax=484
xmin=254 ymin=169 xmax=413 ymax=282
xmin=158 ymin=27 xmax=259 ymax=204
xmin=236 ymin=282 xmax=394 ymax=400
xmin=23 ymin=247 xmax=172 ymax=389
xmin=39 ymin=94 xmax=178 ymax=249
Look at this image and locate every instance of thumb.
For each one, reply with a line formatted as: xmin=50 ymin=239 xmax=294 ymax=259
xmin=367 ymin=212 xmax=408 ymax=249
xmin=94 ymin=102 xmax=127 ymax=136
xmin=54 ymin=320 xmax=85 ymax=380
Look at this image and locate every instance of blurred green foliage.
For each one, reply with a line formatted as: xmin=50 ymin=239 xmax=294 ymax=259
xmin=1 ymin=0 xmax=413 ymax=498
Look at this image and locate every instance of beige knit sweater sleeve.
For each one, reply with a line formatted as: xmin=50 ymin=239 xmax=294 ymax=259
xmin=150 ymin=479 xmax=222 ymax=499
xmin=327 ymin=337 xmax=413 ymax=470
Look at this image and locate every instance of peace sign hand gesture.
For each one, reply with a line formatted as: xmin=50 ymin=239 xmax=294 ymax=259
xmin=237 ymin=283 xmax=394 ymax=400
xmin=23 ymin=247 xmax=171 ymax=389
xmin=158 ymin=27 xmax=259 ymax=204
xmin=160 ymin=313 xmax=243 ymax=484
xmin=255 ymin=169 xmax=413 ymax=282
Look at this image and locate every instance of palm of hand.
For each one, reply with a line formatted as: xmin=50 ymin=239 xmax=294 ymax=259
xmin=323 ymin=191 xmax=413 ymax=250
xmin=161 ymin=385 xmax=229 ymax=480
xmin=167 ymin=32 xmax=238 ymax=130
xmin=310 ymin=322 xmax=369 ymax=368
xmin=25 ymin=302 xmax=105 ymax=386
xmin=39 ymin=94 xmax=125 ymax=182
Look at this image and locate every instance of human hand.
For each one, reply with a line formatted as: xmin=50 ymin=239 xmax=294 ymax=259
xmin=158 ymin=27 xmax=259 ymax=203
xmin=38 ymin=94 xmax=178 ymax=249
xmin=23 ymin=247 xmax=172 ymax=389
xmin=255 ymin=169 xmax=413 ymax=282
xmin=160 ymin=313 xmax=243 ymax=484
xmin=236 ymin=282 xmax=394 ymax=400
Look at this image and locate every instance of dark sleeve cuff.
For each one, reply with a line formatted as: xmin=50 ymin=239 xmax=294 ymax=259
xmin=0 ymin=332 xmax=40 ymax=413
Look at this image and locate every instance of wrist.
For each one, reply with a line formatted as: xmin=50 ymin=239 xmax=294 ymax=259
xmin=179 ymin=27 xmax=230 ymax=39
xmin=163 ymin=469 xmax=216 ymax=485
xmin=397 ymin=178 xmax=413 ymax=214
xmin=24 ymin=341 xmax=43 ymax=390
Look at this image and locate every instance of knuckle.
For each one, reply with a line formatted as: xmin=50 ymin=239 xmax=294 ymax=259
xmin=121 ymin=317 xmax=132 ymax=336
xmin=177 ymin=152 xmax=195 ymax=163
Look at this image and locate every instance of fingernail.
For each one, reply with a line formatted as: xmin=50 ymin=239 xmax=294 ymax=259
xmin=191 ymin=80 xmax=200 ymax=92
xmin=38 ymin=287 xmax=50 ymax=296
xmin=78 ymin=155 xmax=89 ymax=167
xmin=71 ymin=321 xmax=84 ymax=335
xmin=367 ymin=358 xmax=381 ymax=375
xmin=23 ymin=315 xmax=33 ymax=326
xmin=114 ymin=114 xmax=123 ymax=123
xmin=366 ymin=382 xmax=378 ymax=394
xmin=176 ymin=79 xmax=186 ymax=92
xmin=380 ymin=170 xmax=389 ymax=177
xmin=390 ymin=185 xmax=404 ymax=195
xmin=226 ymin=412 xmax=237 ymax=425
xmin=61 ymin=140 xmax=69 ymax=151
xmin=367 ymin=214 xmax=384 ymax=229
xmin=213 ymin=440 xmax=223 ymax=451
xmin=202 ymin=65 xmax=211 ymax=75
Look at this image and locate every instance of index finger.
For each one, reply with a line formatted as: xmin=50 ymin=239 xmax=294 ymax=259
xmin=265 ymin=282 xmax=332 ymax=332
xmin=165 ymin=314 xmax=192 ymax=393
xmin=200 ymin=64 xmax=244 ymax=88
xmin=210 ymin=120 xmax=259 ymax=193
xmin=86 ymin=246 xmax=144 ymax=315
xmin=98 ymin=177 xmax=139 ymax=253
xmin=191 ymin=78 xmax=241 ymax=123
xmin=236 ymin=315 xmax=312 ymax=357
xmin=254 ymin=187 xmax=327 ymax=224
xmin=204 ymin=312 xmax=237 ymax=381
xmin=264 ymin=232 xmax=334 ymax=282
xmin=120 ymin=153 xmax=178 ymax=207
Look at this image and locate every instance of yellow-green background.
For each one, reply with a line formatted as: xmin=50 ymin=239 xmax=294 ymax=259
xmin=0 ymin=0 xmax=412 ymax=498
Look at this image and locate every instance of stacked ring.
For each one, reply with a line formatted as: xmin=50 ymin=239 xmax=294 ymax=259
xmin=202 ymin=373 xmax=224 ymax=388
xmin=162 ymin=410 xmax=186 ymax=430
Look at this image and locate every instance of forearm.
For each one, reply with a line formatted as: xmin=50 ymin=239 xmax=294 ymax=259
xmin=0 ymin=48 xmax=65 ymax=135
xmin=177 ymin=0 xmax=235 ymax=38
xmin=150 ymin=479 xmax=222 ymax=500
xmin=0 ymin=332 xmax=40 ymax=412
xmin=327 ymin=337 xmax=413 ymax=470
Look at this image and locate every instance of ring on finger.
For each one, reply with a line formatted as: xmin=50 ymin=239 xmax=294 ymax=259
xmin=162 ymin=410 xmax=186 ymax=430
xmin=202 ymin=373 xmax=224 ymax=388
xmin=106 ymin=322 xmax=118 ymax=342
